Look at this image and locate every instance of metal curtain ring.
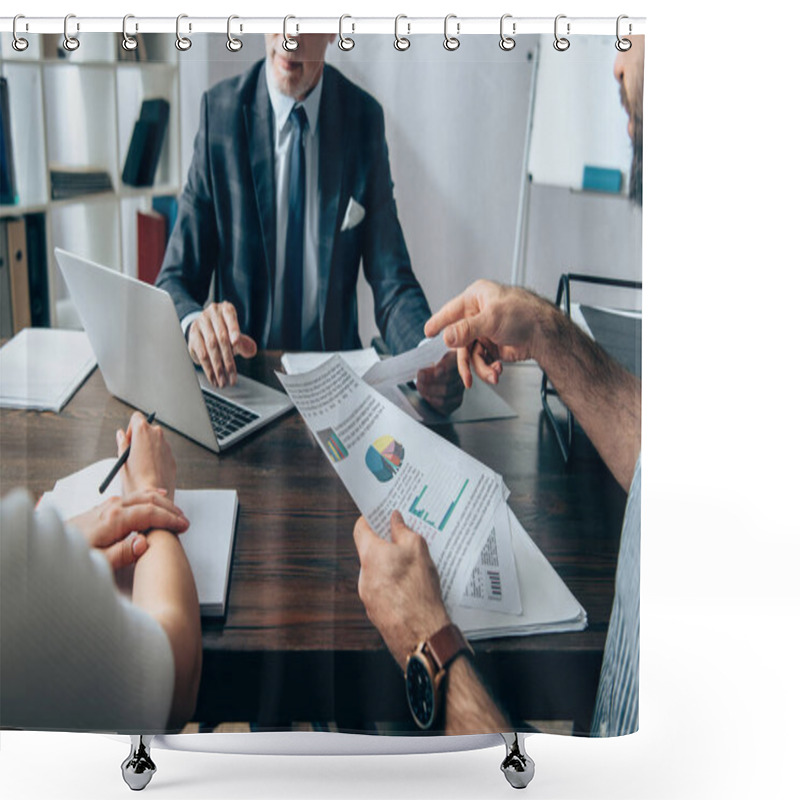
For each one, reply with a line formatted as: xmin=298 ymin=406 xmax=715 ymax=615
xmin=283 ymin=15 xmax=298 ymax=52
xmin=227 ymin=15 xmax=243 ymax=52
xmin=443 ymin=14 xmax=460 ymax=51
xmin=121 ymin=14 xmax=138 ymax=51
xmin=553 ymin=14 xmax=570 ymax=51
xmin=338 ymin=14 xmax=355 ymax=51
xmin=12 ymin=15 xmax=29 ymax=52
xmin=499 ymin=14 xmax=516 ymax=51
xmin=175 ymin=14 xmax=192 ymax=51
xmin=63 ymin=13 xmax=80 ymax=51
xmin=615 ymin=15 xmax=632 ymax=52
xmin=394 ymin=15 xmax=410 ymax=51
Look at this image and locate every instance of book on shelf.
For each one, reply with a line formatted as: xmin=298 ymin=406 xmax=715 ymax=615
xmin=50 ymin=166 xmax=114 ymax=201
xmin=0 ymin=222 xmax=12 ymax=338
xmin=5 ymin=218 xmax=31 ymax=333
xmin=136 ymin=209 xmax=167 ymax=285
xmin=0 ymin=215 xmax=51 ymax=335
xmin=0 ymin=77 xmax=18 ymax=206
xmin=24 ymin=213 xmax=50 ymax=328
xmin=122 ymin=99 xmax=170 ymax=188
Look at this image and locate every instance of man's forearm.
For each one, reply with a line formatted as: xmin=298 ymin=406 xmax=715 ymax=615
xmin=531 ymin=295 xmax=641 ymax=490
xmin=131 ymin=529 xmax=202 ymax=730
xmin=443 ymin=656 xmax=511 ymax=735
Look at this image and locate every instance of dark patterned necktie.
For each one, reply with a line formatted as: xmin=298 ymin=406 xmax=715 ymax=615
xmin=282 ymin=104 xmax=307 ymax=350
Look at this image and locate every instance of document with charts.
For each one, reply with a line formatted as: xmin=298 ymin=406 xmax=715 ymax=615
xmin=277 ymin=354 xmax=518 ymax=613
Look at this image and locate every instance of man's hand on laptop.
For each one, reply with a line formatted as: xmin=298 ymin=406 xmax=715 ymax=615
xmin=188 ymin=302 xmax=258 ymax=388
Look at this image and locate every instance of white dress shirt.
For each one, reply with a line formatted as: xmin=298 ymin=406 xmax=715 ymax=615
xmin=181 ymin=65 xmax=324 ymax=350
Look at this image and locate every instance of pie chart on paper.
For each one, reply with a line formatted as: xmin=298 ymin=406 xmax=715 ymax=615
xmin=365 ymin=435 xmax=405 ymax=483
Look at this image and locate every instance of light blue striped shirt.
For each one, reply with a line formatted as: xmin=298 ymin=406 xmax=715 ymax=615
xmin=591 ymin=454 xmax=641 ymax=736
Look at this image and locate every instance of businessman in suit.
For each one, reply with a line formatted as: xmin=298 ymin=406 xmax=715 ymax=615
xmin=156 ymin=34 xmax=463 ymax=415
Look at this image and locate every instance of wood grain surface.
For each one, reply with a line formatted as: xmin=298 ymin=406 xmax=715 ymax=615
xmin=0 ymin=353 xmax=626 ymax=732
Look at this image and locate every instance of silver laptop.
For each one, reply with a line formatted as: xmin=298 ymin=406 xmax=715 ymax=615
xmin=55 ymin=248 xmax=293 ymax=452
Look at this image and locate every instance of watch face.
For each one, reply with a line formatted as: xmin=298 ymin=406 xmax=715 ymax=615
xmin=406 ymin=654 xmax=436 ymax=730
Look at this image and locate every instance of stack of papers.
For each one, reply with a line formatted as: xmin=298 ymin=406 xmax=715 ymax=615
xmin=38 ymin=459 xmax=238 ymax=618
xmin=281 ymin=335 xmax=517 ymax=425
xmin=0 ymin=328 xmax=97 ymax=412
xmin=277 ymin=355 xmax=585 ymax=640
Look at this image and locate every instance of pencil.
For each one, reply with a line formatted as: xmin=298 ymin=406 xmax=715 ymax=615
xmin=99 ymin=411 xmax=157 ymax=494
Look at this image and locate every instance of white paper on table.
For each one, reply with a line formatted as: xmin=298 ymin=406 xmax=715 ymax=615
xmin=37 ymin=459 xmax=238 ymax=617
xmin=460 ymin=499 xmax=523 ymax=616
xmin=281 ymin=348 xmax=380 ymax=378
xmin=451 ymin=508 xmax=587 ymax=640
xmin=459 ymin=503 xmax=522 ymax=615
xmin=0 ymin=328 xmax=96 ymax=411
xmin=398 ymin=378 xmax=518 ymax=426
xmin=276 ymin=355 xmax=515 ymax=609
xmin=362 ymin=332 xmax=449 ymax=388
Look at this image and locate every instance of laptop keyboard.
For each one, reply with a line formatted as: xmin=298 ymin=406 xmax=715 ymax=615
xmin=202 ymin=390 xmax=259 ymax=441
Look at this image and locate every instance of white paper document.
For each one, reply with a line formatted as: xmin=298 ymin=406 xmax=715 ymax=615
xmin=451 ymin=508 xmax=587 ymax=640
xmin=0 ymin=328 xmax=97 ymax=411
xmin=460 ymin=500 xmax=522 ymax=616
xmin=38 ymin=459 xmax=238 ymax=617
xmin=276 ymin=355 xmax=513 ymax=608
xmin=282 ymin=336 xmax=517 ymax=425
xmin=361 ymin=333 xmax=450 ymax=387
xmin=281 ymin=348 xmax=380 ymax=378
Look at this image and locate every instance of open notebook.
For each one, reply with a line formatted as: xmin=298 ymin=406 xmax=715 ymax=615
xmin=37 ymin=459 xmax=238 ymax=617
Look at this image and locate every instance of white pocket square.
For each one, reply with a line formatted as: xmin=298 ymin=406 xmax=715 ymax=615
xmin=341 ymin=197 xmax=365 ymax=232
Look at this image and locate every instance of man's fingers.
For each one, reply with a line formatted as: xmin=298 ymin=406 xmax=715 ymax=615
xmin=104 ymin=534 xmax=148 ymax=571
xmin=425 ymin=293 xmax=470 ymax=338
xmin=471 ymin=345 xmax=503 ymax=385
xmin=196 ymin=315 xmax=227 ymax=388
xmin=234 ymin=333 xmax=258 ymax=359
xmin=220 ymin=303 xmax=242 ymax=345
xmin=209 ymin=308 xmax=237 ymax=386
xmin=456 ymin=347 xmax=473 ymax=389
xmin=188 ymin=323 xmax=215 ymax=385
xmin=219 ymin=303 xmax=257 ymax=359
xmin=389 ymin=510 xmax=416 ymax=545
xmin=442 ymin=311 xmax=494 ymax=350
xmin=353 ymin=515 xmax=381 ymax=561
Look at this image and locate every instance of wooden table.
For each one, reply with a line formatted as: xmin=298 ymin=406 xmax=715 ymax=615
xmin=0 ymin=353 xmax=626 ymax=734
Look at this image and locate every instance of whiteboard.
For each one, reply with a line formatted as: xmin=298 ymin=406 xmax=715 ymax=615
xmin=529 ymin=35 xmax=633 ymax=191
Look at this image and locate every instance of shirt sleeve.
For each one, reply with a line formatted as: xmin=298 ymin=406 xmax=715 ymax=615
xmin=0 ymin=490 xmax=175 ymax=733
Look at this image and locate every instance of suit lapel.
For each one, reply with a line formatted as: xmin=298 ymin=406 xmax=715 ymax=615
xmin=317 ymin=67 xmax=345 ymax=346
xmin=243 ymin=62 xmax=276 ymax=345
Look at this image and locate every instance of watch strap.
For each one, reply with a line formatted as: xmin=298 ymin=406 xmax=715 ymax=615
xmin=426 ymin=623 xmax=472 ymax=673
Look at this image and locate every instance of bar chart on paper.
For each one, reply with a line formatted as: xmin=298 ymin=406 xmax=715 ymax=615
xmin=409 ymin=471 xmax=469 ymax=534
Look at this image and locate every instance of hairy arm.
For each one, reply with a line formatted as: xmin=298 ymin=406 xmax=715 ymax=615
xmin=354 ymin=512 xmax=510 ymax=735
xmin=426 ymin=281 xmax=641 ymax=491
xmin=532 ymin=296 xmax=641 ymax=490
xmin=443 ymin=656 xmax=511 ymax=735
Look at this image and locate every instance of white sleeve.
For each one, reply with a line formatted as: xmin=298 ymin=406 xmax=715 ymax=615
xmin=0 ymin=490 xmax=175 ymax=733
xmin=181 ymin=310 xmax=202 ymax=340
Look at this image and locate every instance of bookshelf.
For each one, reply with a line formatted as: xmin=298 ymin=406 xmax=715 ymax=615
xmin=0 ymin=32 xmax=182 ymax=328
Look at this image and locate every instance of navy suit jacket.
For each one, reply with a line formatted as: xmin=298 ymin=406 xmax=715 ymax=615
xmin=156 ymin=60 xmax=430 ymax=354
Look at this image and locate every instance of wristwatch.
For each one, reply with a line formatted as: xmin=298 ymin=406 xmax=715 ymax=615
xmin=405 ymin=623 xmax=473 ymax=730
